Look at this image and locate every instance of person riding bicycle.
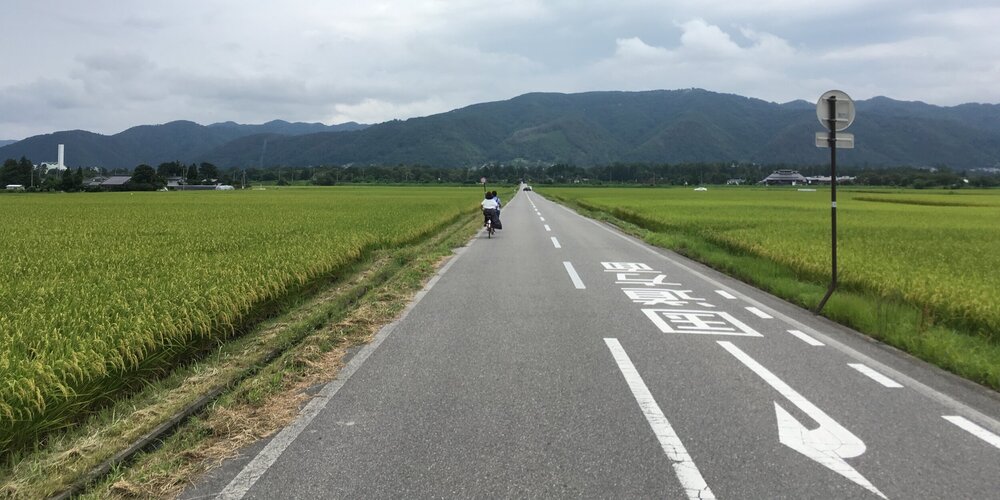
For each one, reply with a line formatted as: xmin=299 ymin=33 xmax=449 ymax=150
xmin=492 ymin=190 xmax=502 ymax=215
xmin=482 ymin=192 xmax=499 ymax=228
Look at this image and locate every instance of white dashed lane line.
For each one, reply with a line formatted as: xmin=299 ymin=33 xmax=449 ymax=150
xmin=943 ymin=416 xmax=1000 ymax=450
xmin=746 ymin=306 xmax=773 ymax=319
xmin=551 ymin=237 xmax=561 ymax=248
xmin=848 ymin=363 xmax=903 ymax=388
xmin=563 ymin=261 xmax=586 ymax=289
xmin=787 ymin=329 xmax=825 ymax=346
xmin=715 ymin=290 xmax=737 ymax=300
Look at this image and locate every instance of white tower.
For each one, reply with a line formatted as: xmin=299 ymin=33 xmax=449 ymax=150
xmin=58 ymin=144 xmax=65 ymax=169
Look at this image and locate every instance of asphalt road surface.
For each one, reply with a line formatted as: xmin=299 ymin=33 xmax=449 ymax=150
xmin=186 ymin=189 xmax=1000 ymax=499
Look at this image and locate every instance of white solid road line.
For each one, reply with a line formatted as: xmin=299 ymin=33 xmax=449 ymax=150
xmin=604 ymin=338 xmax=716 ymax=500
xmin=788 ymin=329 xmax=825 ymax=346
xmin=217 ymin=246 xmax=470 ymax=500
xmin=544 ymin=224 xmax=551 ymax=232
xmin=746 ymin=306 xmax=773 ymax=319
xmin=943 ymin=416 xmax=1000 ymax=449
xmin=715 ymin=290 xmax=737 ymax=300
xmin=848 ymin=363 xmax=903 ymax=388
xmin=551 ymin=237 xmax=561 ymax=248
xmin=563 ymin=261 xmax=586 ymax=289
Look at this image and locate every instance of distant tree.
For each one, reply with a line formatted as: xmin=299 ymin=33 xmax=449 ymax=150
xmin=0 ymin=158 xmax=16 ymax=185
xmin=60 ymin=167 xmax=81 ymax=191
xmin=185 ymin=163 xmax=200 ymax=183
xmin=157 ymin=161 xmax=185 ymax=178
xmin=18 ymin=157 xmax=34 ymax=186
xmin=130 ymin=164 xmax=163 ymax=190
xmin=1 ymin=157 xmax=32 ymax=186
xmin=311 ymin=170 xmax=337 ymax=186
xmin=199 ymin=162 xmax=219 ymax=180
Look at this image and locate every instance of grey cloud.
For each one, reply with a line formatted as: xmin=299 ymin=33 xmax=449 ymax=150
xmin=78 ymin=52 xmax=155 ymax=74
xmin=1 ymin=0 xmax=999 ymax=139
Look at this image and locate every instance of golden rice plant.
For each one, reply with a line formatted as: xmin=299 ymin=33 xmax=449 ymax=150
xmin=546 ymin=186 xmax=1000 ymax=337
xmin=0 ymin=186 xmax=477 ymax=452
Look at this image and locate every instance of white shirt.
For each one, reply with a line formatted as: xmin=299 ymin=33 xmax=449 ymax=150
xmin=481 ymin=198 xmax=499 ymax=210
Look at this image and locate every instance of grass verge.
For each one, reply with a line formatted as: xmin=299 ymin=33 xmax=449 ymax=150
xmin=0 ymin=213 xmax=481 ymax=499
xmin=547 ymin=195 xmax=1000 ymax=392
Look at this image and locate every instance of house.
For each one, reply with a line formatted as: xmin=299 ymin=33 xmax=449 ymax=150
xmin=84 ymin=176 xmax=108 ymax=188
xmin=760 ymin=170 xmax=808 ymax=185
xmin=99 ymin=176 xmax=132 ymax=189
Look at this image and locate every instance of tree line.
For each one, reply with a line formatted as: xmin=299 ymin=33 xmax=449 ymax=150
xmin=3 ymin=157 xmax=999 ymax=191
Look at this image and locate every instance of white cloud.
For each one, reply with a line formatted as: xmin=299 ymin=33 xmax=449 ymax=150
xmin=330 ymin=97 xmax=451 ymax=125
xmin=676 ymin=19 xmax=743 ymax=59
xmin=585 ymin=20 xmax=803 ymax=103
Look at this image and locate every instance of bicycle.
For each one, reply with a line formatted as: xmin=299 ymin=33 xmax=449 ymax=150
xmin=486 ymin=216 xmax=495 ymax=238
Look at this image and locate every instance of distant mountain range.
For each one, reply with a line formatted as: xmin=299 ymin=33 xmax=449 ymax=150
xmin=0 ymin=140 xmax=16 ymax=148
xmin=2 ymin=89 xmax=999 ymax=169
xmin=0 ymin=120 xmax=366 ymax=168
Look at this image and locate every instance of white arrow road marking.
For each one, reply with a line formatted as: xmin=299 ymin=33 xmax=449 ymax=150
xmin=718 ymin=341 xmax=886 ymax=499
xmin=943 ymin=416 xmax=1000 ymax=449
xmin=605 ymin=338 xmax=716 ymax=500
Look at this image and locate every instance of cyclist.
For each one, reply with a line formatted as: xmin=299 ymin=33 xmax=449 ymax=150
xmin=482 ymin=191 xmax=499 ymax=228
xmin=492 ymin=190 xmax=502 ymax=215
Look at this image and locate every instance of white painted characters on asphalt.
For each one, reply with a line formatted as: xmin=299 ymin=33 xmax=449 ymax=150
xmin=603 ymin=261 xmax=753 ymax=336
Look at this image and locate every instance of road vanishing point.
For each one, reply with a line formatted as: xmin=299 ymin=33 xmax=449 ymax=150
xmin=185 ymin=189 xmax=1000 ymax=499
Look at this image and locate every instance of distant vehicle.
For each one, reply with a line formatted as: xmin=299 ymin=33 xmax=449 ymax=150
xmin=523 ymin=186 xmax=532 ymax=191
xmin=5 ymin=184 xmax=25 ymax=191
xmin=215 ymin=185 xmax=235 ymax=190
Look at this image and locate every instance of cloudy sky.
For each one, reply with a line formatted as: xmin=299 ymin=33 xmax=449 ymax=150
xmin=2 ymin=0 xmax=998 ymax=140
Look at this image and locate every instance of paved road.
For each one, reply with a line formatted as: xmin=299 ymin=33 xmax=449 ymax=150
xmin=187 ymin=189 xmax=1000 ymax=499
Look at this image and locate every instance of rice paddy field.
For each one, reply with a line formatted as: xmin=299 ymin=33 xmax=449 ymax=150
xmin=0 ymin=186 xmax=477 ymax=452
xmin=543 ymin=186 xmax=1000 ymax=384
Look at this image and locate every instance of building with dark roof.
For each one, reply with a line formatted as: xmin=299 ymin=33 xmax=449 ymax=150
xmin=760 ymin=170 xmax=808 ymax=185
xmin=99 ymin=176 xmax=132 ymax=189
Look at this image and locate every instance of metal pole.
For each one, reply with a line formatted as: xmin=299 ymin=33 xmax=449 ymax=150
xmin=815 ymin=96 xmax=838 ymax=313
